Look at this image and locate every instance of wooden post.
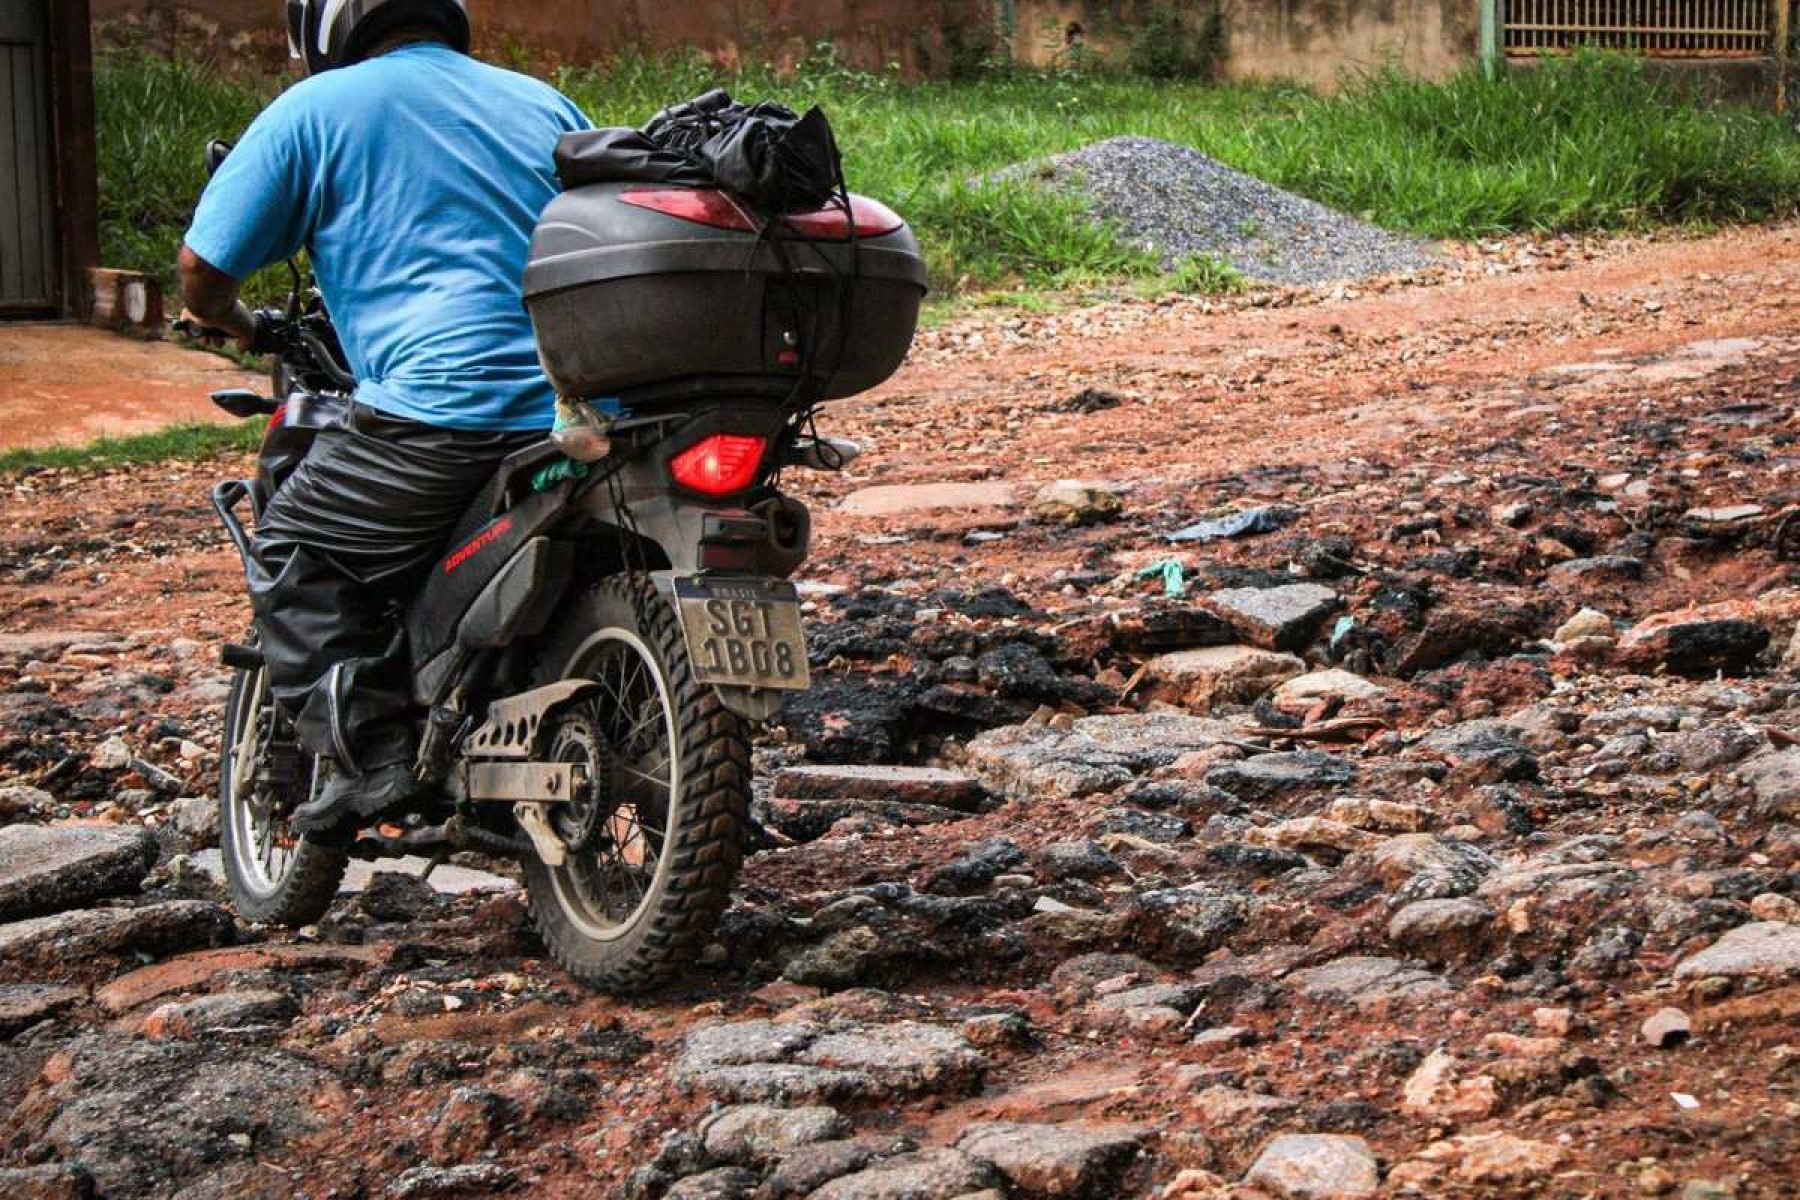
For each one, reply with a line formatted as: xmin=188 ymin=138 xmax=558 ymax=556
xmin=1776 ymin=0 xmax=1792 ymax=114
xmin=1480 ymin=0 xmax=1501 ymax=78
xmin=46 ymin=0 xmax=99 ymax=318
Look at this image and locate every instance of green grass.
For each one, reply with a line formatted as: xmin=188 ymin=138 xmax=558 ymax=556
xmin=99 ymin=48 xmax=1800 ymax=301
xmin=0 ymin=421 xmax=264 ymax=474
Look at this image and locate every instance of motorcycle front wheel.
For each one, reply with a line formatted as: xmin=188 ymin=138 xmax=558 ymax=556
xmin=217 ymin=645 xmax=348 ymax=926
xmin=521 ymin=575 xmax=750 ymax=992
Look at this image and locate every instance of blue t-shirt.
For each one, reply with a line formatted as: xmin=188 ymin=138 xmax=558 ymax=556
xmin=185 ymin=45 xmax=589 ymax=431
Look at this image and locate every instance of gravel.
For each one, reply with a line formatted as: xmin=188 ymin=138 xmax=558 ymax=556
xmin=994 ymin=135 xmax=1438 ymax=285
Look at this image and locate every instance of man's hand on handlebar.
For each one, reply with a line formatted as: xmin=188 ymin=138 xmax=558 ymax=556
xmin=173 ymin=302 xmax=284 ymax=356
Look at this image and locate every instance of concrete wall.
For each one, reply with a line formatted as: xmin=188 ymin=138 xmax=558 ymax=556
xmin=94 ymin=0 xmax=1485 ymax=85
xmin=1009 ymin=0 xmax=1480 ymax=88
xmin=90 ymin=0 xmax=992 ymax=75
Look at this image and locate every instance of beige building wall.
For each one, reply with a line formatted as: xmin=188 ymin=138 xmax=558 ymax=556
xmin=91 ymin=0 xmax=1482 ymax=85
xmin=1010 ymin=0 xmax=1481 ymax=89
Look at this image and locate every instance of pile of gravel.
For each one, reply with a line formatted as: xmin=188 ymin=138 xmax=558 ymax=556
xmin=992 ymin=135 xmax=1438 ymax=285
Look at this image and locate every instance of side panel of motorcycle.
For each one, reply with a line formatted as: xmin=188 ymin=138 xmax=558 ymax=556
xmin=457 ymin=537 xmax=574 ymax=650
xmin=405 ymin=488 xmax=569 ymax=668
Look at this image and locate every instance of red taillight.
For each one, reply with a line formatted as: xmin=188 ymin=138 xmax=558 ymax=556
xmin=620 ymin=189 xmax=757 ymax=232
xmin=266 ymin=402 xmax=287 ymax=434
xmin=669 ymin=434 xmax=769 ymax=497
xmin=781 ymin=196 xmax=905 ymax=240
xmin=619 ymin=189 xmax=904 ymax=241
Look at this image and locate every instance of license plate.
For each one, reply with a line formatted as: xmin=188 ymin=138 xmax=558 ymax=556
xmin=673 ymin=576 xmax=811 ymax=691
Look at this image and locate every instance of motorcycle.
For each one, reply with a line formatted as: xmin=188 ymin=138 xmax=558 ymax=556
xmin=187 ymin=135 xmax=926 ymax=991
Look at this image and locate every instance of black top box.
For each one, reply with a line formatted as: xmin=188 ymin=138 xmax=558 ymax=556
xmin=523 ymin=182 xmax=928 ymax=408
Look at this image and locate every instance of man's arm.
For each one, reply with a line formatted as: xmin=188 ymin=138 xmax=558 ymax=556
xmin=177 ymin=244 xmax=256 ymax=346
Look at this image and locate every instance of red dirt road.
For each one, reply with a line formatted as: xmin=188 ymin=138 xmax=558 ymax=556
xmin=0 ymin=323 xmax=260 ymax=452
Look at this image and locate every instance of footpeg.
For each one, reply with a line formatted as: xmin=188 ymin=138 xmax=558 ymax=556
xmin=513 ymin=802 xmax=568 ymax=867
xmin=221 ymin=642 xmax=263 ymax=670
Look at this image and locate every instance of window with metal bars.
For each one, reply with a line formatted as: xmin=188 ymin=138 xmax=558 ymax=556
xmin=1502 ymin=0 xmax=1775 ymax=55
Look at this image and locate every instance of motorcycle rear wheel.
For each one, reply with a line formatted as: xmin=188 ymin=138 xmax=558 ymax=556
xmin=520 ymin=575 xmax=750 ymax=992
xmin=217 ymin=649 xmax=348 ymax=927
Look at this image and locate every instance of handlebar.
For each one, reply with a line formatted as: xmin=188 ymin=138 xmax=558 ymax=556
xmin=172 ymin=308 xmax=353 ymax=390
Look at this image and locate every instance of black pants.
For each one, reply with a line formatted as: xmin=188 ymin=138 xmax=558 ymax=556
xmin=248 ymin=404 xmax=540 ymax=769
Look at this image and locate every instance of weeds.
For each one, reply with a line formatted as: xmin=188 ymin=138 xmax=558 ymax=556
xmin=98 ymin=49 xmax=1800 ymax=299
xmin=1163 ymin=254 xmax=1246 ymax=295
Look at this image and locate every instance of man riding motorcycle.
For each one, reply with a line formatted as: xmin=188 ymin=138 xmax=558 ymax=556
xmin=179 ymin=0 xmax=590 ymax=834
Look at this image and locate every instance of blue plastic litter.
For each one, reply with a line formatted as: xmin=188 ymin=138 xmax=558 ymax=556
xmin=1135 ymin=559 xmax=1187 ymax=597
xmin=1167 ymin=504 xmax=1299 ymax=543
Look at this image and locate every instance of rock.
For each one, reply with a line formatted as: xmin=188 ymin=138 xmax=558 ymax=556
xmin=1106 ymin=604 xmax=1236 ymax=653
xmin=1133 ymin=887 xmax=1250 ymax=961
xmin=1386 ymin=606 xmax=1527 ymax=674
xmin=1738 ymin=749 xmax=1800 ymax=819
xmin=925 ymin=839 xmax=1025 ymax=894
xmin=764 ymin=796 xmax=972 ymax=843
xmin=89 ymin=737 xmax=134 ymax=772
xmin=0 ymin=785 xmax=54 ymax=824
xmin=0 ymin=902 xmax=233 ymax=981
xmin=15 ymin=1033 xmax=338 ymax=1200
xmin=807 ymin=1148 xmax=1000 ymax=1200
xmin=781 ymin=928 xmax=891 ymax=989
xmin=1248 ymin=817 xmax=1377 ymax=858
xmin=1619 ymin=610 xmax=1770 ymax=677
xmin=1289 ymin=956 xmax=1449 ymax=1008
xmin=1207 ymin=751 xmax=1357 ymax=800
xmin=1203 ymin=584 xmax=1340 ymax=651
xmin=0 ymin=825 xmax=160 ymax=921
xmin=1546 ymin=554 xmax=1643 ymax=583
xmin=0 ymin=983 xmax=86 ymax=1037
xmin=1147 ymin=646 xmax=1306 ymax=708
xmin=1750 ymin=893 xmax=1800 ymax=922
xmin=663 ymin=1167 xmax=760 ymax=1200
xmin=1272 ymin=670 xmax=1387 ymax=715
xmin=673 ymin=1019 xmax=985 ymax=1103
xmin=1677 ymin=1180 xmax=1739 ymax=1200
xmin=756 ymin=1136 xmax=911 ymax=1198
xmin=1387 ymin=898 xmax=1493 ymax=964
xmin=0 ymin=1164 xmax=94 ymax=1200
xmin=1673 ymin=922 xmax=1800 ymax=983
xmin=356 ymin=871 xmax=445 ymax=923
xmin=1552 ymin=607 xmax=1613 ymax=644
xmin=141 ymin=990 xmax=297 ymax=1039
xmin=1400 ymin=1049 xmax=1499 ymax=1121
xmin=1369 ymin=835 xmax=1496 ymax=900
xmin=1034 ymin=841 xmax=1121 ymax=882
xmin=774 ymin=765 xmax=988 ymax=812
xmin=93 ymin=944 xmax=384 ymax=1014
xmin=1414 ymin=720 xmax=1537 ymax=783
xmin=387 ymin=1165 xmax=518 ymax=1198
xmin=168 ymin=799 xmax=220 ymax=847
xmin=1243 ymin=1134 xmax=1379 ymax=1199
xmin=1322 ymin=797 xmax=1425 ymax=833
xmin=1685 ymin=504 xmax=1764 ymax=532
xmin=1093 ymin=809 xmax=1190 ymax=844
xmin=957 ymin=1121 xmax=1144 ymax=1198
xmin=1031 ymin=480 xmax=1123 ymax=526
xmin=965 ymin=713 xmax=1240 ymax=800
xmin=1392 ymin=1132 xmax=1566 ymax=1188
xmin=1641 ymin=1007 xmax=1692 ymax=1048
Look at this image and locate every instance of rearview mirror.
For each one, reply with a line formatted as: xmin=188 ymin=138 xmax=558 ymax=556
xmin=204 ymin=139 xmax=234 ymax=177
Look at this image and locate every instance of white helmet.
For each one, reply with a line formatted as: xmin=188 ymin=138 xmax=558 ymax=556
xmin=284 ymin=0 xmax=470 ymax=75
